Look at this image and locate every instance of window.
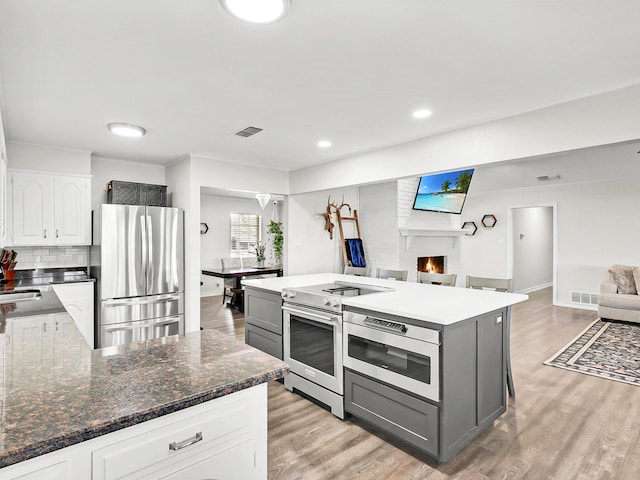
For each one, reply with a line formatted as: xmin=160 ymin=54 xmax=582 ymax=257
xmin=230 ymin=213 xmax=262 ymax=256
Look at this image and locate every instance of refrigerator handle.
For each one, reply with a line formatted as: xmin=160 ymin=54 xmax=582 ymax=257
xmin=140 ymin=213 xmax=148 ymax=291
xmin=102 ymin=293 xmax=183 ymax=307
xmin=104 ymin=315 xmax=182 ymax=332
xmin=147 ymin=213 xmax=154 ymax=289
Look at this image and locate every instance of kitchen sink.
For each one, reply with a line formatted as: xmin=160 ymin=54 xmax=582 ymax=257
xmin=0 ymin=289 xmax=42 ymax=304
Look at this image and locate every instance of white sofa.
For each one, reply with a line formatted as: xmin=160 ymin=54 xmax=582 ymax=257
xmin=597 ymin=265 xmax=640 ymax=324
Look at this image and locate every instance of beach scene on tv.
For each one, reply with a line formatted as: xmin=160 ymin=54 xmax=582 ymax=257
xmin=413 ymin=169 xmax=474 ymax=214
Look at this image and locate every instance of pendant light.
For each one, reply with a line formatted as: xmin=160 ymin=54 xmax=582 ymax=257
xmin=256 ymin=193 xmax=271 ymax=209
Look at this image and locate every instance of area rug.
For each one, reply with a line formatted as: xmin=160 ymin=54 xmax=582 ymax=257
xmin=544 ymin=319 xmax=640 ymax=386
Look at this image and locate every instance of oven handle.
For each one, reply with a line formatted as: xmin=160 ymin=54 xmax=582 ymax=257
xmin=282 ymin=305 xmax=340 ymax=325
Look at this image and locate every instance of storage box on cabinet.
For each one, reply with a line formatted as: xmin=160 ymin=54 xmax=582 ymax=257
xmin=106 ymin=180 xmax=167 ymax=207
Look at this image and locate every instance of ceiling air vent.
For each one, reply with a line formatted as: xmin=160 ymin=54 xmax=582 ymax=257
xmin=234 ymin=126 xmax=263 ymax=138
xmin=537 ymin=174 xmax=560 ymax=181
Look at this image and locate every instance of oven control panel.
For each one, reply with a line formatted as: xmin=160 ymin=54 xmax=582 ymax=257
xmin=364 ymin=317 xmax=408 ymax=334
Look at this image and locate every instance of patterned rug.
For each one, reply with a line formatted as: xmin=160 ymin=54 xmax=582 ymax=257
xmin=544 ymin=319 xmax=640 ymax=386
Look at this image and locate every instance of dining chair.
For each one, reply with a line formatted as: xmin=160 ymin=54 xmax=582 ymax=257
xmin=466 ymin=275 xmax=512 ymax=292
xmin=418 ymin=272 xmax=457 ymax=287
xmin=344 ymin=266 xmax=369 ymax=276
xmin=220 ymin=258 xmax=243 ymax=305
xmin=465 ymin=275 xmax=515 ymax=397
xmin=375 ymin=268 xmax=408 ymax=281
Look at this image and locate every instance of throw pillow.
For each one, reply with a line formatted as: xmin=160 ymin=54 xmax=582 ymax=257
xmin=609 ymin=264 xmax=637 ymax=295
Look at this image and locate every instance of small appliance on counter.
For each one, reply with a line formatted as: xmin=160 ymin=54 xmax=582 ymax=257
xmin=92 ymin=204 xmax=185 ymax=348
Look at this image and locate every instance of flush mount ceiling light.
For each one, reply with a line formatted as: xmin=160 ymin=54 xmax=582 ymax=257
xmin=256 ymin=193 xmax=271 ymax=209
xmin=317 ymin=140 xmax=332 ymax=148
xmin=107 ymin=122 xmax=146 ymax=138
xmin=220 ymin=0 xmax=290 ymax=24
xmin=412 ymin=109 xmax=432 ymax=119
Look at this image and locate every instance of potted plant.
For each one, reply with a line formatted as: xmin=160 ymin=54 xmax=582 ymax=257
xmin=252 ymin=242 xmax=266 ymax=266
xmin=268 ymin=220 xmax=283 ymax=264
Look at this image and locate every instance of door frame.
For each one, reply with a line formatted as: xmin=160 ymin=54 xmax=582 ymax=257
xmin=506 ymin=202 xmax=557 ymax=305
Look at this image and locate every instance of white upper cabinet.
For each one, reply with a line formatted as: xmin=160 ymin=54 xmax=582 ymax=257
xmin=54 ymin=176 xmax=91 ymax=245
xmin=8 ymin=171 xmax=91 ymax=246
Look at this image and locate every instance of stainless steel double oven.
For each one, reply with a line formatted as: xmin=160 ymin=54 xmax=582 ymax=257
xmin=281 ymin=282 xmax=392 ymax=419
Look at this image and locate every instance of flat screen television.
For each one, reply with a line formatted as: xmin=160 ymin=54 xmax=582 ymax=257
xmin=412 ymin=168 xmax=474 ymax=214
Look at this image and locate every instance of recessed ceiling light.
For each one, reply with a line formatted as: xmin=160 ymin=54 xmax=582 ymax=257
xmin=412 ymin=109 xmax=432 ymax=119
xmin=318 ymin=140 xmax=332 ymax=148
xmin=220 ymin=0 xmax=290 ymax=24
xmin=107 ymin=122 xmax=146 ymax=138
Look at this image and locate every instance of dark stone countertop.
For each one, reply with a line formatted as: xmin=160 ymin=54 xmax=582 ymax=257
xmin=0 ymin=290 xmax=289 ymax=469
xmin=0 ymin=267 xmax=95 ymax=293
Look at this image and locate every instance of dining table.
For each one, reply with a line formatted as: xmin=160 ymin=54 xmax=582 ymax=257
xmin=201 ymin=265 xmax=283 ymax=311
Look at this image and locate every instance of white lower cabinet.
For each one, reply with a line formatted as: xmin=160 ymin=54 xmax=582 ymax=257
xmin=1 ymin=384 xmax=268 ymax=480
xmin=7 ymin=460 xmax=69 ymax=480
xmin=51 ymin=282 xmax=95 ymax=348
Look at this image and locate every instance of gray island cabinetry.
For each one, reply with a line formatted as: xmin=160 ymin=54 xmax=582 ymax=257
xmin=244 ymin=286 xmax=284 ymax=359
xmin=343 ymin=305 xmax=508 ymax=463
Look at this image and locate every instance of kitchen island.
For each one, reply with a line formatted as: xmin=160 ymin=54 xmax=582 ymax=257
xmin=0 ymin=288 xmax=288 ymax=479
xmin=243 ymin=273 xmax=527 ymax=462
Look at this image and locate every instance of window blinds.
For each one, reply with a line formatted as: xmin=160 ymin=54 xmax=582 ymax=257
xmin=230 ymin=213 xmax=262 ymax=256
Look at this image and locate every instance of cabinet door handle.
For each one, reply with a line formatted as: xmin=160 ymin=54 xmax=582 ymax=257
xmin=43 ymin=229 xmax=47 ymax=238
xmin=56 ymin=229 xmax=59 ymax=238
xmin=169 ymin=432 xmax=203 ymax=451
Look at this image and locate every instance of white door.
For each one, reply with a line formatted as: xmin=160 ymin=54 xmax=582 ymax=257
xmin=11 ymin=173 xmax=54 ymax=245
xmin=54 ymin=176 xmax=90 ymax=245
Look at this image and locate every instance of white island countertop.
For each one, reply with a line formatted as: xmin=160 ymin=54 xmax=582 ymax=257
xmin=243 ymin=273 xmax=527 ymax=326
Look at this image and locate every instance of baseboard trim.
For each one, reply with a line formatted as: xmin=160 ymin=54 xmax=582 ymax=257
xmin=200 ymin=290 xmax=223 ymax=298
xmin=516 ymin=282 xmax=553 ymax=294
xmin=554 ymin=301 xmax=598 ymax=311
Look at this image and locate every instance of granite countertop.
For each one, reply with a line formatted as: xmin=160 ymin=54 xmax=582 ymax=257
xmin=243 ymin=273 xmax=528 ymax=325
xmin=0 ymin=294 xmax=289 ymax=468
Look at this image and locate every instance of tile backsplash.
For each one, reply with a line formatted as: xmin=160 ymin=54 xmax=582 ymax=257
xmin=11 ymin=246 xmax=89 ymax=270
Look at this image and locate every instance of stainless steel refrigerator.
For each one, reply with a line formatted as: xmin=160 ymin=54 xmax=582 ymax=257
xmin=92 ymin=204 xmax=184 ymax=348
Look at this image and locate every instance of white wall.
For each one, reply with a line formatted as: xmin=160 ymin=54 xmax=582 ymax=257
xmin=358 ymin=182 xmax=400 ymax=276
xmin=7 ymin=142 xmax=91 ymax=174
xmin=90 ymin=156 xmax=165 ymax=211
xmin=287 ymin=187 xmax=359 ymax=276
xmin=200 ymin=194 xmax=279 ymax=296
xmin=290 ymin=84 xmax=640 ymax=193
xmin=460 ymin=179 xmax=639 ymax=307
xmin=360 ymin=143 xmax=639 ymax=306
xmin=512 ymin=206 xmax=553 ymax=293
xmin=167 ymin=154 xmax=290 ymax=332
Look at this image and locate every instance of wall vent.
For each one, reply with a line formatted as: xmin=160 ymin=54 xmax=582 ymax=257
xmin=572 ymin=291 xmax=598 ymax=305
xmin=537 ymin=174 xmax=560 ymax=181
xmin=234 ymin=126 xmax=263 ymax=138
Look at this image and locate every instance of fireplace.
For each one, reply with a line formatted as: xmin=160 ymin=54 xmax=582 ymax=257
xmin=417 ymin=256 xmax=446 ymax=274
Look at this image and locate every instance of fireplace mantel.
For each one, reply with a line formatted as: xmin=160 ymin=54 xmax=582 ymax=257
xmin=398 ymin=227 xmax=465 ymax=249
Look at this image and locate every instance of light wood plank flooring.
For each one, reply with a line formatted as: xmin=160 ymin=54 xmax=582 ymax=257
xmin=201 ymin=289 xmax=640 ymax=479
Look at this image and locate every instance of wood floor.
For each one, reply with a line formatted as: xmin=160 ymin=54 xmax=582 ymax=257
xmin=200 ymin=290 xmax=640 ymax=479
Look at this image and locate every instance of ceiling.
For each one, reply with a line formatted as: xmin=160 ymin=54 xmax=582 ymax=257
xmin=1 ymin=1 xmax=640 ymax=172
